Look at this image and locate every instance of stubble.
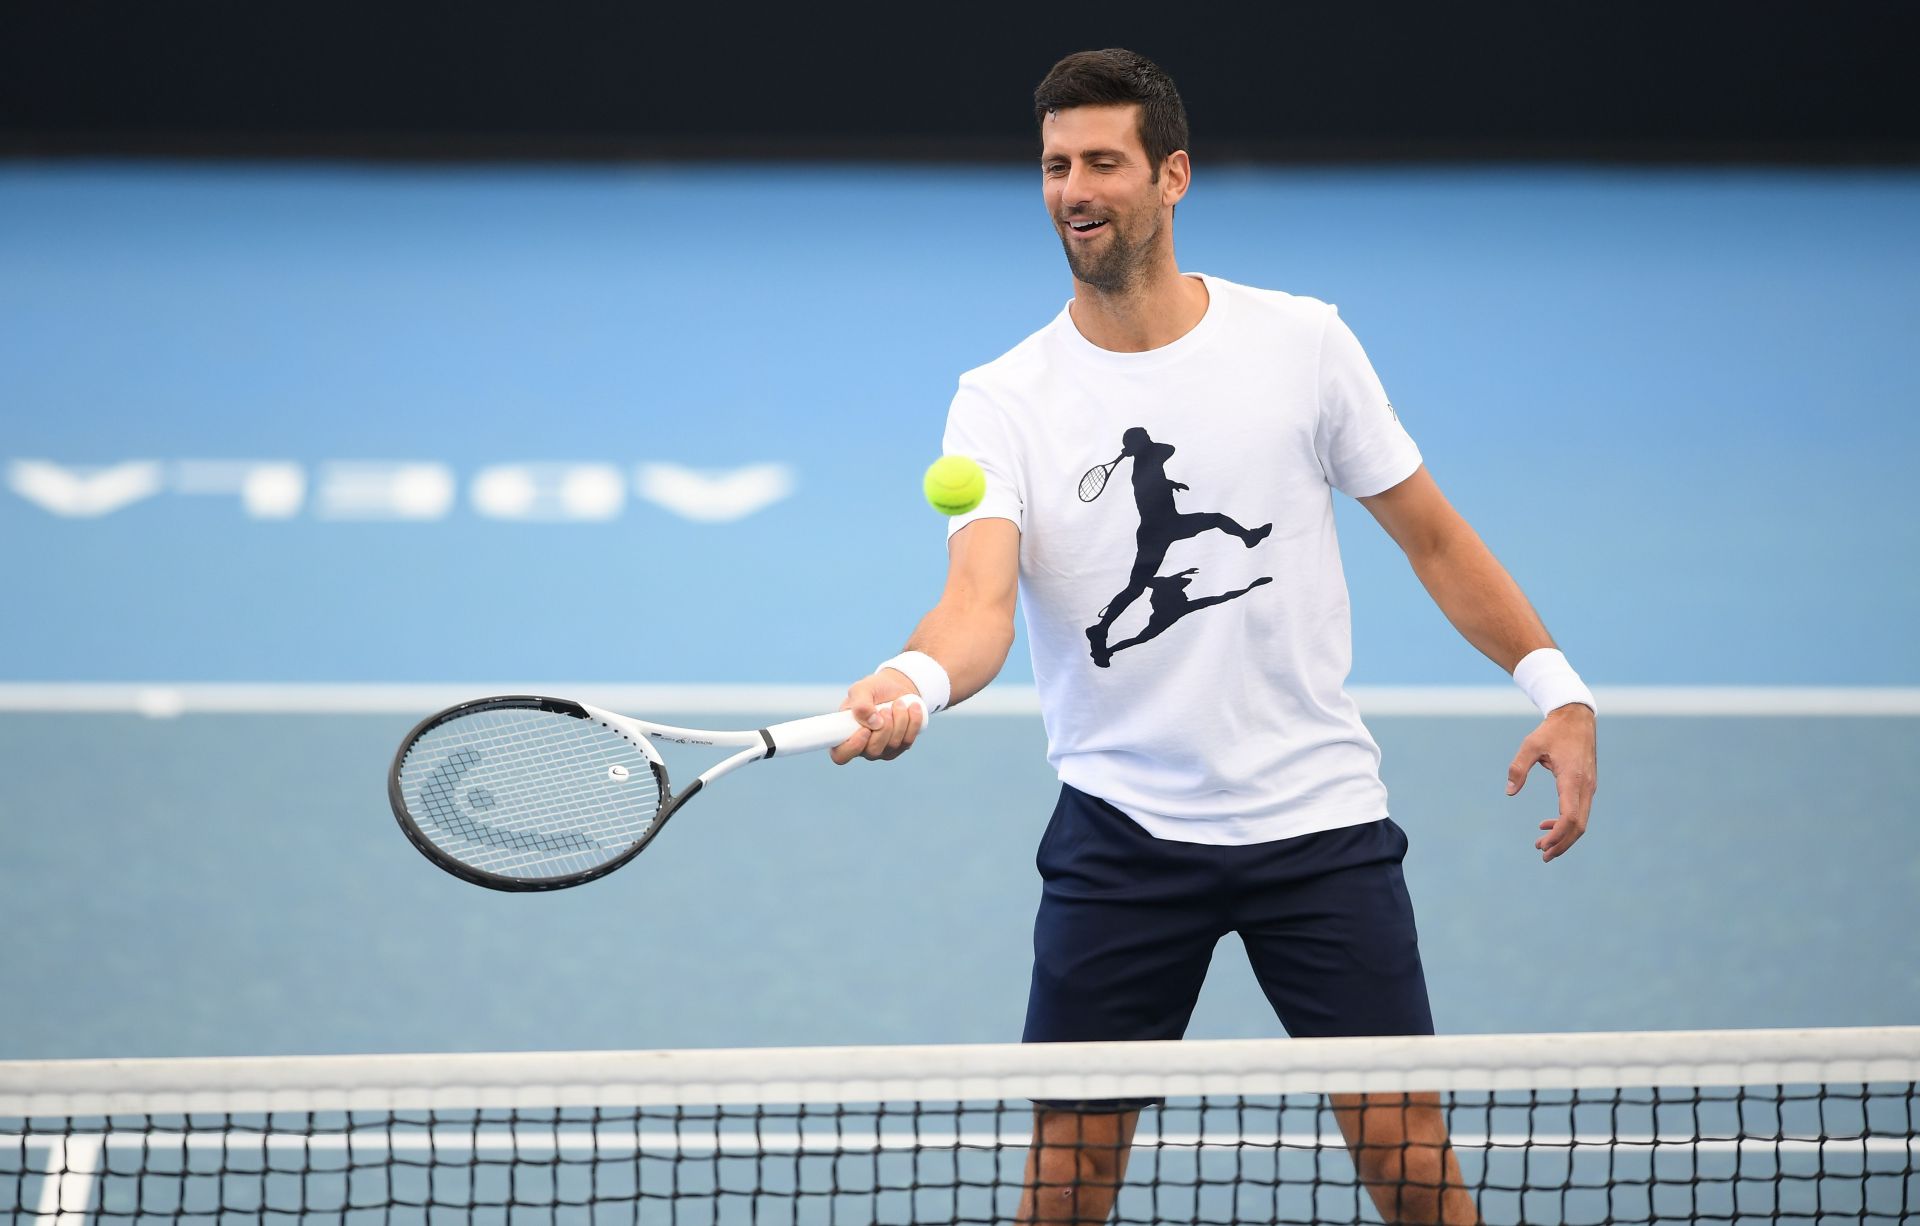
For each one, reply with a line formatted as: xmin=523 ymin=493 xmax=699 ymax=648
xmin=1058 ymin=209 xmax=1163 ymax=295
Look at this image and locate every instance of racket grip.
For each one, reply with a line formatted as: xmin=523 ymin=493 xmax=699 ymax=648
xmin=764 ymin=695 xmax=927 ymax=757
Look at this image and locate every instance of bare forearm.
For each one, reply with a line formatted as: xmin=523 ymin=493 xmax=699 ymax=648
xmin=904 ymin=600 xmax=1015 ymax=706
xmin=1406 ymin=526 xmax=1554 ymax=674
xmin=1361 ymin=468 xmax=1595 ymax=859
xmin=885 ymin=518 xmax=1020 ymax=708
xmin=837 ymin=521 xmax=1017 ymax=762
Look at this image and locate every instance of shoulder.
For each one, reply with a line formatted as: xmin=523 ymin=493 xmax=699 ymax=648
xmin=1203 ymin=274 xmax=1339 ymax=336
xmin=955 ymin=309 xmax=1064 ymax=400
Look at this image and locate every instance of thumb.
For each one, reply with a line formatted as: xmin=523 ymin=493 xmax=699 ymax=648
xmin=1507 ymin=740 xmax=1540 ymax=796
xmin=842 ymin=679 xmax=886 ymax=731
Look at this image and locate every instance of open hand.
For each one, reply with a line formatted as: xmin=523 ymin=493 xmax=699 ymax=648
xmin=1507 ymin=704 xmax=1597 ymax=862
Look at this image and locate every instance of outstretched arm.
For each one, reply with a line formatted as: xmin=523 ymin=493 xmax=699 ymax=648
xmin=1359 ymin=466 xmax=1597 ymax=862
xmin=830 ymin=517 xmax=1021 ymax=765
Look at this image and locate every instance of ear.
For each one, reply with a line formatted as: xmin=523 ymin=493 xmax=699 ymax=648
xmin=1161 ymin=150 xmax=1192 ymax=208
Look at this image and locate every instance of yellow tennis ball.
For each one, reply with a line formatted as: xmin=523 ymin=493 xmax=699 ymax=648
xmin=923 ymin=455 xmax=986 ymax=516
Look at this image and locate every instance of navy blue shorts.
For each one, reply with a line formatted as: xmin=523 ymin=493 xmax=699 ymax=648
xmin=1024 ymin=784 xmax=1433 ymax=1105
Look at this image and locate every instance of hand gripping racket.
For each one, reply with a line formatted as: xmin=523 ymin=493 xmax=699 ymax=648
xmin=388 ymin=694 xmax=923 ymax=891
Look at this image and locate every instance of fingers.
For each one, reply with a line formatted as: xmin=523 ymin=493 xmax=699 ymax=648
xmin=846 ymin=683 xmax=882 ymax=731
xmin=1509 ymin=716 xmax=1598 ymax=862
xmin=1536 ymin=815 xmax=1584 ymax=862
xmin=1537 ymin=755 xmax=1594 ymax=863
xmin=832 ymin=679 xmax=928 ymax=766
xmin=829 ymin=726 xmax=871 ymax=766
xmin=1536 ymin=796 xmax=1589 ymax=861
xmin=832 ymin=679 xmax=884 ymax=766
xmin=895 ymin=696 xmax=926 ymax=754
xmin=860 ymin=697 xmax=926 ymax=762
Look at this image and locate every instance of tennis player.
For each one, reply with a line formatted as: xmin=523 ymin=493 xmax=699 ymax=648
xmin=833 ymin=48 xmax=1597 ymax=1226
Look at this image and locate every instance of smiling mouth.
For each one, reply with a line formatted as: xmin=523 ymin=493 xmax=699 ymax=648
xmin=1066 ymin=219 xmax=1108 ymax=234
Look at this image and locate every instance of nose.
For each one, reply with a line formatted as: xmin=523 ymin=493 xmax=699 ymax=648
xmin=1057 ymin=163 xmax=1094 ymax=212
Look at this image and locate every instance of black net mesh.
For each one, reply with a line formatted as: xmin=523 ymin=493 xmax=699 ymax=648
xmin=6 ymin=1082 xmax=1916 ymax=1224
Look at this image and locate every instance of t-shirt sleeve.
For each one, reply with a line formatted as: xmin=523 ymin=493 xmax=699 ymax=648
xmin=941 ymin=376 xmax=1025 ymax=538
xmin=1314 ymin=305 xmax=1422 ymax=498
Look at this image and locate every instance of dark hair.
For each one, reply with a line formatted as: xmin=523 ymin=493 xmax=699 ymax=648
xmin=1033 ymin=49 xmax=1189 ymax=179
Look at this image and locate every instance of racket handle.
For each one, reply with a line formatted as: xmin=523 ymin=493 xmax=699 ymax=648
xmin=764 ymin=694 xmax=927 ymax=757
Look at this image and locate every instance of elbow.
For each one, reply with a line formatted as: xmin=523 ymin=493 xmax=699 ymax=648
xmin=1404 ymin=517 xmax=1479 ymax=569
xmin=961 ymin=599 xmax=1018 ymax=668
xmin=927 ymin=592 xmax=1018 ymax=668
xmin=989 ymin=618 xmax=1017 ymax=668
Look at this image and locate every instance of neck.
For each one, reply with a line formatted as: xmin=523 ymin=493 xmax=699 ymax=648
xmin=1068 ymin=260 xmax=1208 ymax=353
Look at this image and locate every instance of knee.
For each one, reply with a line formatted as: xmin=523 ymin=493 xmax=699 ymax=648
xmin=1032 ymin=1143 xmax=1124 ymax=1223
xmin=1351 ymin=1132 xmax=1449 ymax=1194
xmin=1036 ymin=1134 xmax=1124 ymax=1183
xmin=1351 ymin=1142 xmax=1403 ymax=1187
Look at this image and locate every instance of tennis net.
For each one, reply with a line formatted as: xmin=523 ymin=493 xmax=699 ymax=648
xmin=3 ymin=1027 xmax=1915 ymax=1224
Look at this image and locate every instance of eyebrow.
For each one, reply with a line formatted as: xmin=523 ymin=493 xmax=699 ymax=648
xmin=1039 ymin=147 xmax=1133 ymax=163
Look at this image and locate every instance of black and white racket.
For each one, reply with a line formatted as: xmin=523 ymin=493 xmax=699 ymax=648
xmin=388 ymin=694 xmax=923 ymax=891
xmin=1078 ymin=453 xmax=1124 ymax=502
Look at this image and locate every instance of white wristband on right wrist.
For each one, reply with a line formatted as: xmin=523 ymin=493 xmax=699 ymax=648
xmin=1513 ymin=648 xmax=1596 ymax=717
xmin=876 ymin=650 xmax=952 ymax=714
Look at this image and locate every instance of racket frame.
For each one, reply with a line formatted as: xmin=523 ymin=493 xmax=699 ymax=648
xmin=1078 ymin=454 xmax=1123 ymax=502
xmin=388 ymin=694 xmax=906 ymax=892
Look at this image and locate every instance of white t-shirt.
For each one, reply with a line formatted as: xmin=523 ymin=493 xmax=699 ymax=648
xmin=943 ymin=273 xmax=1422 ymax=846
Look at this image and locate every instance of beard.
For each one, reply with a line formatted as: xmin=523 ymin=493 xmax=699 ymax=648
xmin=1057 ymin=210 xmax=1161 ymax=293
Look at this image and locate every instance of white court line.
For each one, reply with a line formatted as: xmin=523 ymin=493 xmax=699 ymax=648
xmin=31 ymin=1134 xmax=99 ymax=1226
xmin=0 ymin=684 xmax=1917 ymax=718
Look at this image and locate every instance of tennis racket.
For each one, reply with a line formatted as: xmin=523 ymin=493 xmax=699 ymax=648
xmin=388 ymin=694 xmax=924 ymax=892
xmin=1078 ymin=453 xmax=1123 ymax=502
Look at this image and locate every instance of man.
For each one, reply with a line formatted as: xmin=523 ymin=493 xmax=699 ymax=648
xmin=832 ymin=48 xmax=1597 ymax=1226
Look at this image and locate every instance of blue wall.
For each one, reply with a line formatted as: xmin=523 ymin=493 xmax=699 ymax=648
xmin=6 ymin=165 xmax=1916 ymax=686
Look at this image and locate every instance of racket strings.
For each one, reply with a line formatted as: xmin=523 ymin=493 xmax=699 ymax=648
xmin=399 ymin=709 xmax=663 ymax=881
xmin=430 ymin=729 xmax=647 ymax=846
xmin=416 ymin=747 xmax=605 ymax=855
xmin=1078 ymin=458 xmax=1119 ymax=502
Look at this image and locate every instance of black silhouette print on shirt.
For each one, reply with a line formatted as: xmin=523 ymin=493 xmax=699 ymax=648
xmin=1083 ymin=426 xmax=1272 ymax=668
